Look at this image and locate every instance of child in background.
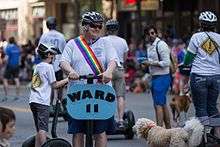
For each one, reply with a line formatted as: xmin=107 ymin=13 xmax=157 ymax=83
xmin=29 ymin=43 xmax=69 ymax=147
xmin=0 ymin=107 xmax=16 ymax=147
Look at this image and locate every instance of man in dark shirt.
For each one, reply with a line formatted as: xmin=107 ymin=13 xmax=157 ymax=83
xmin=3 ymin=37 xmax=20 ymax=101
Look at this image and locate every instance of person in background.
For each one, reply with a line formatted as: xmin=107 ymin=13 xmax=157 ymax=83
xmin=3 ymin=37 xmax=20 ymax=101
xmin=39 ymin=16 xmax=66 ymax=105
xmin=60 ymin=11 xmax=119 ymax=147
xmin=105 ymin=19 xmax=129 ymax=128
xmin=172 ymin=39 xmax=188 ymax=95
xmin=124 ymin=41 xmax=136 ymax=90
xmin=29 ymin=43 xmax=69 ymax=147
xmin=0 ymin=107 xmax=16 ymax=147
xmin=0 ymin=47 xmax=5 ymax=66
xmin=135 ymin=41 xmax=147 ymax=61
xmin=25 ymin=40 xmax=35 ymax=81
xmin=183 ymin=11 xmax=220 ymax=137
xmin=142 ymin=25 xmax=171 ymax=128
xmin=0 ymin=46 xmax=6 ymax=88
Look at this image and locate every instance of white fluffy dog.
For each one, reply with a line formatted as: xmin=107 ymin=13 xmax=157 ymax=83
xmin=133 ymin=118 xmax=204 ymax=147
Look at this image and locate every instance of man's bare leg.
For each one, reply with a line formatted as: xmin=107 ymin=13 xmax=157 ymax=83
xmin=3 ymin=78 xmax=8 ymax=101
xmin=14 ymin=78 xmax=20 ymax=99
xmin=94 ymin=132 xmax=107 ymax=147
xmin=72 ymin=133 xmax=84 ymax=147
xmin=118 ymin=96 xmax=125 ymax=122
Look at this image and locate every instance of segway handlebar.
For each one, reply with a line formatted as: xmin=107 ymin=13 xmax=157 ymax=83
xmin=79 ymin=74 xmax=102 ymax=80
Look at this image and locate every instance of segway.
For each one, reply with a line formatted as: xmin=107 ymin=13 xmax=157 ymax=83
xmin=107 ymin=110 xmax=135 ymax=139
xmin=49 ymin=95 xmax=68 ymax=121
xmin=123 ymin=110 xmax=135 ymax=139
xmin=22 ymin=98 xmax=71 ymax=147
xmin=66 ymin=74 xmax=116 ymax=147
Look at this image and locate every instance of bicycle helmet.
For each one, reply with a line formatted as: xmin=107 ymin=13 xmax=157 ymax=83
xmin=106 ymin=19 xmax=119 ymax=31
xmin=199 ymin=11 xmax=217 ymax=27
xmin=46 ymin=16 xmax=56 ymax=30
xmin=37 ymin=43 xmax=60 ymax=59
xmin=81 ymin=11 xmax=104 ymax=26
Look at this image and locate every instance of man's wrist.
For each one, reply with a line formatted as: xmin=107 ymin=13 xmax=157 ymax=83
xmin=69 ymin=70 xmax=77 ymax=75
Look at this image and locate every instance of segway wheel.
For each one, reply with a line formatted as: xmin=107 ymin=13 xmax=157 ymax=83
xmin=42 ymin=138 xmax=71 ymax=147
xmin=22 ymin=135 xmax=50 ymax=147
xmin=123 ymin=110 xmax=135 ymax=139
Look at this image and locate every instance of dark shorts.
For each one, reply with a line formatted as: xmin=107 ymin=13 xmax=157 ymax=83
xmin=68 ymin=116 xmax=115 ymax=135
xmin=4 ymin=65 xmax=19 ymax=79
xmin=55 ymin=70 xmax=63 ymax=81
xmin=30 ymin=102 xmax=49 ymax=132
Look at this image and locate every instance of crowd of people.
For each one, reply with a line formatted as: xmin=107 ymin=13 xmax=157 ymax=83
xmin=0 ymin=10 xmax=219 ymax=147
xmin=0 ymin=22 xmax=190 ymax=98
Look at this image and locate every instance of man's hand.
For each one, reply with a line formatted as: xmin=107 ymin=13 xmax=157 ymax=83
xmin=68 ymin=71 xmax=79 ymax=80
xmin=141 ymin=60 xmax=151 ymax=66
xmin=100 ymin=71 xmax=112 ymax=83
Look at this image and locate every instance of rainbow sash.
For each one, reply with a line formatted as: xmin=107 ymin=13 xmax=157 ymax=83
xmin=74 ymin=35 xmax=103 ymax=75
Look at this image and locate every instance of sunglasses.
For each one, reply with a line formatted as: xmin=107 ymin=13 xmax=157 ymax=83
xmin=89 ymin=23 xmax=103 ymax=29
xmin=149 ymin=31 xmax=156 ymax=35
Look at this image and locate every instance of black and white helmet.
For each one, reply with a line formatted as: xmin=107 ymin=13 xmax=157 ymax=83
xmin=37 ymin=43 xmax=60 ymax=58
xmin=106 ymin=19 xmax=119 ymax=31
xmin=46 ymin=16 xmax=56 ymax=30
xmin=82 ymin=11 xmax=104 ymax=26
xmin=199 ymin=11 xmax=217 ymax=27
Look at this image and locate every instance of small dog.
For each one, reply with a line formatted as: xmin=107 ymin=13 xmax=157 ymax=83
xmin=169 ymin=94 xmax=191 ymax=123
xmin=133 ymin=118 xmax=204 ymax=147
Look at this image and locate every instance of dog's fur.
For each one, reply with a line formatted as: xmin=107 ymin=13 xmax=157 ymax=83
xmin=133 ymin=118 xmax=204 ymax=147
xmin=169 ymin=94 xmax=191 ymax=122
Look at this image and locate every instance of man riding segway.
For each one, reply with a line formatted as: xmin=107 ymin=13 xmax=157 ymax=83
xmin=104 ymin=19 xmax=135 ymax=139
xmin=60 ymin=11 xmax=119 ymax=147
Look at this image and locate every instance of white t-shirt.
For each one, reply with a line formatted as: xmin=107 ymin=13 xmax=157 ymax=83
xmin=104 ymin=35 xmax=129 ymax=64
xmin=60 ymin=36 xmax=119 ymax=86
xmin=188 ymin=32 xmax=220 ymax=75
xmin=29 ymin=62 xmax=56 ymax=106
xmin=39 ymin=30 xmax=66 ymax=72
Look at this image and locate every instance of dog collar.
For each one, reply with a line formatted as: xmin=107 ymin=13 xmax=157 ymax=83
xmin=148 ymin=123 xmax=156 ymax=128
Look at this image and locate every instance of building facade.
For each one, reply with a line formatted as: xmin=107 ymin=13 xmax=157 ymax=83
xmin=0 ymin=0 xmax=219 ymax=44
xmin=0 ymin=0 xmax=45 ymax=44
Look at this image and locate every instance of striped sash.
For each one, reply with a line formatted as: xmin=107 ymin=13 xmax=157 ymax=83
xmin=74 ymin=35 xmax=103 ymax=75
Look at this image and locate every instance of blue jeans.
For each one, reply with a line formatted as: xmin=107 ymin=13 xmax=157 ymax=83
xmin=190 ymin=73 xmax=220 ymax=118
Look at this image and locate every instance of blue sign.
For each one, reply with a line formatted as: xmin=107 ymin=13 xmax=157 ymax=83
xmin=66 ymin=84 xmax=116 ymax=120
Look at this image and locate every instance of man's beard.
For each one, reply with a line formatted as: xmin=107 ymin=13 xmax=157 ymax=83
xmin=149 ymin=36 xmax=157 ymax=43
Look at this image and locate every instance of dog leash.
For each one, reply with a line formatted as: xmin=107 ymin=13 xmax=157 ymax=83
xmin=200 ymin=113 xmax=220 ymax=125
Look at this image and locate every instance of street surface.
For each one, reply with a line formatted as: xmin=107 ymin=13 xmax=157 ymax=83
xmin=0 ymin=84 xmax=219 ymax=147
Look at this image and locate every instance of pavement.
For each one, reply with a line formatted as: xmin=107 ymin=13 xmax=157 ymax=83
xmin=0 ymin=84 xmax=219 ymax=147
